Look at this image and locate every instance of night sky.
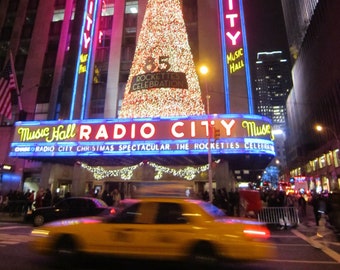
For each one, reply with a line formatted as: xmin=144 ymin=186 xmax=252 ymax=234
xmin=243 ymin=0 xmax=291 ymax=72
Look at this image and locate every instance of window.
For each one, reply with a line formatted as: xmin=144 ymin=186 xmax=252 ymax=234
xmin=68 ymin=198 xmax=86 ymax=209
xmin=115 ymin=203 xmax=141 ymax=223
xmin=56 ymin=200 xmax=70 ymax=209
xmin=156 ymin=203 xmax=186 ymax=224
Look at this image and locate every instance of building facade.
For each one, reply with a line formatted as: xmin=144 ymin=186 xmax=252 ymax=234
xmin=283 ymin=0 xmax=340 ymax=192
xmin=0 ymin=0 xmax=276 ymax=197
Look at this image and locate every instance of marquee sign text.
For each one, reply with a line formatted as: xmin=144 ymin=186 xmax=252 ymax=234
xmin=9 ymin=114 xmax=275 ymax=158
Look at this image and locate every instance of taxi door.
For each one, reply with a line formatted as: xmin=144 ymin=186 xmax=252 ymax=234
xmin=91 ymin=201 xmax=192 ymax=259
xmin=104 ymin=202 xmax=159 ymax=257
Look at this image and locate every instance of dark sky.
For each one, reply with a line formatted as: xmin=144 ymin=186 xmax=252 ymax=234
xmin=243 ymin=0 xmax=291 ymax=65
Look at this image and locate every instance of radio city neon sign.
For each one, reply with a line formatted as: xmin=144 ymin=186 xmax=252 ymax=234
xmin=14 ymin=117 xmax=273 ymax=143
xmin=224 ymin=0 xmax=245 ymax=74
xmin=83 ymin=1 xmax=94 ymax=50
xmin=225 ymin=0 xmax=241 ymax=45
xmin=79 ymin=0 xmax=103 ymax=74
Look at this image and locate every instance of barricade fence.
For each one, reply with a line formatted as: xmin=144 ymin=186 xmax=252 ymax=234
xmin=257 ymin=207 xmax=300 ymax=227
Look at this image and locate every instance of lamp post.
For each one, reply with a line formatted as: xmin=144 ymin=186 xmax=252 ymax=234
xmin=315 ymin=124 xmax=340 ymax=154
xmin=200 ymin=65 xmax=213 ymax=202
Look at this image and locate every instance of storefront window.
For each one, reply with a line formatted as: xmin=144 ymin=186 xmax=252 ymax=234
xmin=318 ymin=155 xmax=326 ymax=168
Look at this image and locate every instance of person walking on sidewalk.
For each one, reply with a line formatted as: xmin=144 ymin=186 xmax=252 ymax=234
xmin=311 ymin=193 xmax=328 ymax=226
xmin=311 ymin=194 xmax=321 ymax=226
xmin=27 ymin=191 xmax=35 ymax=212
xmin=298 ymin=193 xmax=307 ymax=218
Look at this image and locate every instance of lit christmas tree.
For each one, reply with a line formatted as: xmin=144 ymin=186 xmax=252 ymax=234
xmin=118 ymin=0 xmax=205 ymax=118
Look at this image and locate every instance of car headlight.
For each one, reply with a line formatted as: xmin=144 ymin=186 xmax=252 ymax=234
xmin=31 ymin=229 xmax=50 ymax=237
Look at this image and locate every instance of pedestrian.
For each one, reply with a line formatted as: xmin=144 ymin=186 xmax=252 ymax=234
xmin=27 ymin=191 xmax=35 ymax=211
xmin=112 ymin=188 xmax=121 ymax=207
xmin=298 ymin=193 xmax=307 ymax=217
xmin=34 ymin=188 xmax=44 ymax=209
xmin=42 ymin=188 xmax=52 ymax=207
xmin=101 ymin=190 xmax=113 ymax=206
xmin=286 ymin=194 xmax=295 ymax=207
xmin=311 ymin=194 xmax=321 ymax=226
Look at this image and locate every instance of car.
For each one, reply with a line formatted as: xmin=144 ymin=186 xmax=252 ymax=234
xmin=25 ymin=196 xmax=117 ymax=226
xmin=30 ymin=196 xmax=277 ymax=266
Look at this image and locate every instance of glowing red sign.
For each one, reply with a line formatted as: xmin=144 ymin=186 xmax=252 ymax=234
xmin=83 ymin=0 xmax=94 ymax=50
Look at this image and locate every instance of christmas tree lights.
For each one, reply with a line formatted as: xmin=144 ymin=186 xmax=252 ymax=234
xmin=119 ymin=0 xmax=205 ymax=118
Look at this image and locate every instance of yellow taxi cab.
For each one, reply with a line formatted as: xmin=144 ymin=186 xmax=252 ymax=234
xmin=30 ymin=195 xmax=277 ymax=266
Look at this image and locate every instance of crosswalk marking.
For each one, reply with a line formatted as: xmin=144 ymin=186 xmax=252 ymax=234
xmin=0 ymin=233 xmax=32 ymax=247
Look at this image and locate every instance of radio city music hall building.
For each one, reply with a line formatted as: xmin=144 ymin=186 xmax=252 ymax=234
xmin=1 ymin=0 xmax=275 ymax=197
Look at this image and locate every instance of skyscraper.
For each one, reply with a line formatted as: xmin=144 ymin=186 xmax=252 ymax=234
xmin=254 ymin=51 xmax=291 ymax=129
xmin=253 ymin=50 xmax=292 ymax=170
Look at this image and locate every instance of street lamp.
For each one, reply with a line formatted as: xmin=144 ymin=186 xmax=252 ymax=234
xmin=315 ymin=124 xmax=338 ymax=139
xmin=200 ymin=65 xmax=213 ymax=202
xmin=315 ymin=124 xmax=340 ymax=161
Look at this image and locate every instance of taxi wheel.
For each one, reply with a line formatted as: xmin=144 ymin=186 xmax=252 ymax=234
xmin=54 ymin=235 xmax=80 ymax=266
xmin=33 ymin=215 xmax=45 ymax=227
xmin=189 ymin=241 xmax=219 ymax=267
xmin=55 ymin=235 xmax=76 ymax=255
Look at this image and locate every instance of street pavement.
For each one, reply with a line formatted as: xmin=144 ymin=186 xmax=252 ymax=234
xmin=291 ymin=205 xmax=340 ymax=261
xmin=1 ymin=205 xmax=339 ymax=258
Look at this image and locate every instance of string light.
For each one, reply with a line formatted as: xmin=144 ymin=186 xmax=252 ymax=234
xmin=81 ymin=161 xmax=211 ymax=181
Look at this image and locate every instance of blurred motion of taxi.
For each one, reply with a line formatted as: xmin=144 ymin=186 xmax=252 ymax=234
xmin=30 ymin=195 xmax=277 ymax=266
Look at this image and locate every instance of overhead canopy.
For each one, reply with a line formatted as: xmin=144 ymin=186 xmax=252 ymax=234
xmin=9 ymin=114 xmax=275 ymax=181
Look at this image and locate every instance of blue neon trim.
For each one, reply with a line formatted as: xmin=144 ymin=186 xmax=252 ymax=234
xmin=81 ymin=0 xmax=99 ymax=119
xmin=239 ymin=0 xmax=254 ymax=114
xmin=218 ymin=0 xmax=230 ymax=113
xmin=13 ymin=113 xmax=272 ymax=126
xmin=70 ymin=0 xmax=89 ymax=120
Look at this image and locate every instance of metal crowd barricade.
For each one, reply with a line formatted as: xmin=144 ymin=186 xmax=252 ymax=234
xmin=257 ymin=207 xmax=300 ymax=227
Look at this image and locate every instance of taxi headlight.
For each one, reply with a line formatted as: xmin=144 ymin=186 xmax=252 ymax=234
xmin=31 ymin=229 xmax=50 ymax=237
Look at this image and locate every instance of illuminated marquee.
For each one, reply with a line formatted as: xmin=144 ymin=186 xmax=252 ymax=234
xmin=9 ymin=114 xmax=275 ymax=158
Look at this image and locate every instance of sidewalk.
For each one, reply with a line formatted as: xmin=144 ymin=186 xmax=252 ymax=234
xmin=0 ymin=211 xmax=26 ymax=224
xmin=292 ymin=205 xmax=340 ymax=262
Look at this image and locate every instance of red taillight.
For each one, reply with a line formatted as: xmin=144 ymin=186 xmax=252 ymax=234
xmin=243 ymin=226 xmax=270 ymax=239
xmin=110 ymin=208 xmax=116 ymax=215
